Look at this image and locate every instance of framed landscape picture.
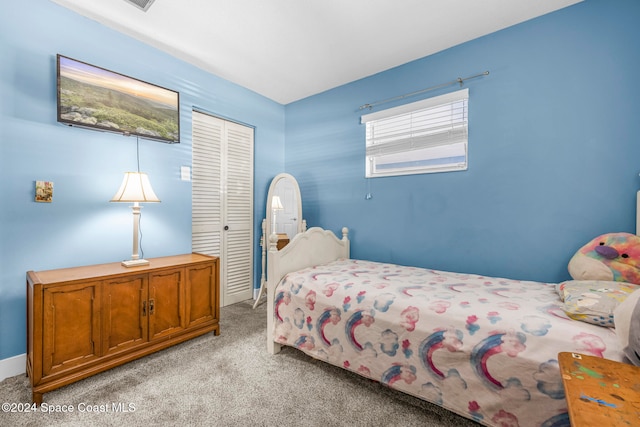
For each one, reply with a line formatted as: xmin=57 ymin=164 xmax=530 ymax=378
xmin=57 ymin=54 xmax=180 ymax=143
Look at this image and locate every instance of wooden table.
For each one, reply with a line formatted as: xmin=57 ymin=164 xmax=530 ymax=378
xmin=276 ymin=233 xmax=290 ymax=250
xmin=558 ymin=352 xmax=640 ymax=426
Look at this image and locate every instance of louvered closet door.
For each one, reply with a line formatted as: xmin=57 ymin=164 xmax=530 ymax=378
xmin=192 ymin=113 xmax=222 ymax=258
xmin=224 ymin=121 xmax=254 ymax=304
xmin=192 ymin=111 xmax=254 ymax=306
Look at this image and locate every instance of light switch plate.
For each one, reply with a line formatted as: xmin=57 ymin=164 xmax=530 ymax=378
xmin=181 ymin=166 xmax=191 ymax=181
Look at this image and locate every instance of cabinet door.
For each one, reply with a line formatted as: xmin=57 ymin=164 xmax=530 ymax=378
xmin=148 ymin=268 xmax=185 ymax=340
xmin=185 ymin=261 xmax=218 ymax=328
xmin=102 ymin=275 xmax=148 ymax=356
xmin=42 ymin=282 xmax=101 ymax=377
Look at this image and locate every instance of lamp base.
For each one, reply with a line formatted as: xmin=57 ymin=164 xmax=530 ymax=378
xmin=121 ymin=258 xmax=150 ymax=268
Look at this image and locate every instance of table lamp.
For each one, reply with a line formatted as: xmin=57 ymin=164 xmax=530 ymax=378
xmin=111 ymin=172 xmax=160 ymax=267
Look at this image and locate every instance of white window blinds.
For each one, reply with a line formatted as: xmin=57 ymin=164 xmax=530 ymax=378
xmin=361 ymin=88 xmax=468 ymax=178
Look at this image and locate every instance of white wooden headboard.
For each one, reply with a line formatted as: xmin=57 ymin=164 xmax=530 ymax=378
xmin=267 ymin=227 xmax=349 ymax=281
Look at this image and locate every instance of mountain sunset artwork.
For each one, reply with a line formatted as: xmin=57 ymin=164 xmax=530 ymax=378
xmin=57 ymin=55 xmax=180 ymax=143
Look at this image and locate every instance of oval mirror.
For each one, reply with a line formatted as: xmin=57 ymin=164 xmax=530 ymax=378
xmin=253 ymin=173 xmax=306 ymax=308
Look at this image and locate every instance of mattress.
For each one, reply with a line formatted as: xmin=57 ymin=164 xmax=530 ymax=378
xmin=272 ymin=258 xmax=623 ymax=427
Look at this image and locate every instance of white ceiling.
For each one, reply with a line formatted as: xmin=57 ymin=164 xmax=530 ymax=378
xmin=50 ymin=0 xmax=582 ymax=105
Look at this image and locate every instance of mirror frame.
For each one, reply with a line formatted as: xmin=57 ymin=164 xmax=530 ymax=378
xmin=254 ymin=173 xmax=306 ymax=308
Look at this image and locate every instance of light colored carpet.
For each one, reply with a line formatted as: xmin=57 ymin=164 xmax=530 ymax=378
xmin=1 ymin=300 xmax=479 ymax=426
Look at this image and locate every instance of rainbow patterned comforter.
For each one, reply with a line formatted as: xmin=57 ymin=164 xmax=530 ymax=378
xmin=273 ymin=259 xmax=623 ymax=427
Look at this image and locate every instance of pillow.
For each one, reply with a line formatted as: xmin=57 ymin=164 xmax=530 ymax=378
xmin=557 ymin=280 xmax=640 ymax=327
xmin=614 ymin=289 xmax=640 ymax=366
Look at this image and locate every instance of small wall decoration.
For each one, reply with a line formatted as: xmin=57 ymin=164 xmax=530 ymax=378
xmin=35 ymin=181 xmax=53 ymax=203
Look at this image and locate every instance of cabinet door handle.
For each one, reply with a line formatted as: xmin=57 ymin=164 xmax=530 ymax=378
xmin=149 ymin=299 xmax=155 ymax=315
xmin=142 ymin=300 xmax=147 ymax=316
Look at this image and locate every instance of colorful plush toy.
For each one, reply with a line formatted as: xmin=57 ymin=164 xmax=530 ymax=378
xmin=568 ymin=232 xmax=640 ymax=285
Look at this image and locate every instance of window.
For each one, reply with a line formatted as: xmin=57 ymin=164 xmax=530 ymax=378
xmin=361 ymin=88 xmax=468 ymax=178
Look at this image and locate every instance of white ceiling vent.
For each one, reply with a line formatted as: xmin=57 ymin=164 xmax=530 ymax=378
xmin=124 ymin=0 xmax=155 ymax=12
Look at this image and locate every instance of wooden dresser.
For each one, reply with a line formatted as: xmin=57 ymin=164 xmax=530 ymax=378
xmin=276 ymin=233 xmax=290 ymax=250
xmin=26 ymin=253 xmax=219 ymax=404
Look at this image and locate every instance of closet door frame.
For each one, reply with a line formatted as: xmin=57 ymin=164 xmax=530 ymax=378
xmin=192 ymin=110 xmax=254 ymax=306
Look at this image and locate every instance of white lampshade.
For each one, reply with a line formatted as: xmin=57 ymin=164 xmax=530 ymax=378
xmin=271 ymin=195 xmax=284 ymax=210
xmin=111 ymin=172 xmax=160 ymax=203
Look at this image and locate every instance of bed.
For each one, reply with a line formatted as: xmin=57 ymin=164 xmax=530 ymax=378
xmin=265 ymin=227 xmax=626 ymax=427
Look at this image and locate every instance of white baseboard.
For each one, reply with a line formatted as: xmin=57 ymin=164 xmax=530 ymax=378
xmin=0 ymin=353 xmax=26 ymax=382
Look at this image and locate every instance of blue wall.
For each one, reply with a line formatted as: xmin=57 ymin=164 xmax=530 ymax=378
xmin=0 ymin=0 xmax=284 ymax=360
xmin=2 ymin=0 xmax=639 ymax=364
xmin=285 ymin=0 xmax=640 ymax=282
